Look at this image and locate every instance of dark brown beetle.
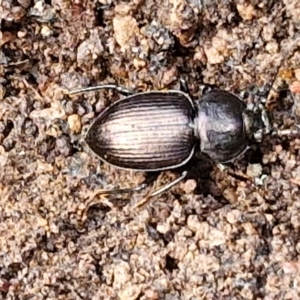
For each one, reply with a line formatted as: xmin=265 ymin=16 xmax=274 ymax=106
xmin=68 ymin=79 xmax=272 ymax=198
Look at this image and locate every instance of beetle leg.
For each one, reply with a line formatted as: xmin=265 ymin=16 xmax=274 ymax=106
xmin=67 ymin=84 xmax=136 ymax=96
xmin=133 ymin=171 xmax=188 ymax=208
xmin=273 ymin=127 xmax=300 ymax=136
xmin=217 ymin=163 xmax=227 ymax=172
xmin=198 ymin=84 xmax=219 ymax=97
xmin=128 ymin=172 xmax=160 ymax=192
xmin=149 ymin=171 xmax=188 ymax=198
xmin=180 ymin=78 xmax=218 ymax=98
xmin=217 ymin=163 xmax=250 ymax=181
xmin=90 ymin=172 xmax=160 ymax=196
xmin=179 ymin=78 xmax=190 ymax=94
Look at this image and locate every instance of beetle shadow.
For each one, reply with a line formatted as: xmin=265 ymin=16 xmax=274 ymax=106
xmin=173 ymin=153 xmax=228 ymax=203
xmin=174 ymin=143 xmax=266 ymax=202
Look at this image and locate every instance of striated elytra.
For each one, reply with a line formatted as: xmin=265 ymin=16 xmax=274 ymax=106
xmin=68 ymin=80 xmax=269 ymax=199
xmin=85 ymin=90 xmax=196 ymax=171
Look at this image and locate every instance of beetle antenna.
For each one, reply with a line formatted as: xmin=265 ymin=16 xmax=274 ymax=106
xmin=257 ymin=35 xmax=300 ymax=137
xmin=268 ymin=35 xmax=300 ymax=104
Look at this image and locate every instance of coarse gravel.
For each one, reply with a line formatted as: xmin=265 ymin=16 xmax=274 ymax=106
xmin=1 ymin=0 xmax=300 ymax=299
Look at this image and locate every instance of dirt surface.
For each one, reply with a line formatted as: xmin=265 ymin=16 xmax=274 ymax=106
xmin=1 ymin=0 xmax=300 ymax=299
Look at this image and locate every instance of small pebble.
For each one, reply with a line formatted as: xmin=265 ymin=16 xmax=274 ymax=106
xmin=181 ymin=179 xmax=197 ymax=194
xmin=68 ymin=114 xmax=82 ymax=133
xmin=246 ymin=164 xmax=263 ymax=178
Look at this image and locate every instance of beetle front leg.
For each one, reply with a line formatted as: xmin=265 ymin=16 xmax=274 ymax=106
xmin=272 ymin=126 xmax=300 ymax=137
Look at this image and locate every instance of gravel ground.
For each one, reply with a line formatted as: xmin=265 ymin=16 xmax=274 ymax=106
xmin=1 ymin=0 xmax=300 ymax=299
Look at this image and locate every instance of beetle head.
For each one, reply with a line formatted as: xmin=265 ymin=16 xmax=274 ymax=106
xmin=243 ymin=103 xmax=272 ymax=142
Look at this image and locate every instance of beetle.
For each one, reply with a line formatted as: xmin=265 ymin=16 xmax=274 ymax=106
xmin=68 ymin=79 xmax=272 ymax=199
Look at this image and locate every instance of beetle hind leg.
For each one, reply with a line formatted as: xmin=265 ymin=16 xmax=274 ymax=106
xmin=67 ymin=84 xmax=136 ymax=96
xmin=89 ymin=171 xmax=188 ymax=208
xmin=90 ymin=172 xmax=160 ymax=197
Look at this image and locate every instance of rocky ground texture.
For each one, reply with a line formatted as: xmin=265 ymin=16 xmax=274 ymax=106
xmin=1 ymin=0 xmax=300 ymax=299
